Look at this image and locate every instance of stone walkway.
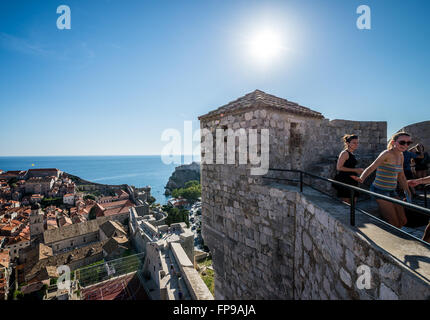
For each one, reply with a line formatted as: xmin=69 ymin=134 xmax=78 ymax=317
xmin=289 ymin=185 xmax=430 ymax=282
xmin=355 ymin=192 xmax=428 ymax=240
xmin=159 ymin=249 xmax=191 ymax=300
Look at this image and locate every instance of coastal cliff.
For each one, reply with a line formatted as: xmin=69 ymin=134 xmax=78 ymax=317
xmin=164 ymin=162 xmax=200 ymax=195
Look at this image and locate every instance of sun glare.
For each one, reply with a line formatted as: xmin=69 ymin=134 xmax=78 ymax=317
xmin=248 ymin=28 xmax=284 ymax=64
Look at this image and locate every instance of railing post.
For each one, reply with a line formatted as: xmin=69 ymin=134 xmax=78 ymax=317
xmin=300 ymin=171 xmax=303 ymax=193
xmin=350 ymin=189 xmax=355 ymax=226
xmin=425 ymin=186 xmax=428 ymax=208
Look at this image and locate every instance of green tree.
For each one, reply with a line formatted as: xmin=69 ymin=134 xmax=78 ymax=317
xmin=171 ymin=188 xmax=182 ymax=199
xmin=84 ymin=194 xmax=96 ymax=201
xmin=165 ymin=207 xmax=189 ymax=227
xmin=185 ymin=180 xmax=199 ymax=188
xmin=88 ymin=206 xmax=97 ymax=220
xmin=182 ymin=185 xmax=200 ymax=202
xmin=171 ymin=182 xmax=201 ymax=203
xmin=41 ymin=197 xmax=63 ymax=208
xmin=8 ymin=177 xmax=18 ymax=187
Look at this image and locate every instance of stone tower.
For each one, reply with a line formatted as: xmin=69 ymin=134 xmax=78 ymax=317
xmin=198 ymin=90 xmax=387 ymax=299
xmin=30 ymin=203 xmax=44 ymax=239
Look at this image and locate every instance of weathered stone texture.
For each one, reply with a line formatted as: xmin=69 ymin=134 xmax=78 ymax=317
xmin=398 ymin=121 xmax=430 ymax=151
xmin=199 ymin=91 xmax=429 ymax=300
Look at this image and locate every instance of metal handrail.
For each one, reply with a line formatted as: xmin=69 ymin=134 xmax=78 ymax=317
xmin=267 ymin=168 xmax=430 ymax=247
xmin=422 ymin=184 xmax=429 ymax=208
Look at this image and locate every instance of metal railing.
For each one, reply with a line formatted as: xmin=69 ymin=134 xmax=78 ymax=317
xmin=422 ymin=184 xmax=429 ymax=208
xmin=266 ymin=168 xmax=430 ymax=247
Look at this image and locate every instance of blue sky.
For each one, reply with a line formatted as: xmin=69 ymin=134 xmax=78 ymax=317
xmin=0 ymin=0 xmax=429 ymax=156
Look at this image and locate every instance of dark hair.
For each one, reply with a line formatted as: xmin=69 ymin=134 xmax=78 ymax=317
xmin=342 ymin=134 xmax=358 ymax=149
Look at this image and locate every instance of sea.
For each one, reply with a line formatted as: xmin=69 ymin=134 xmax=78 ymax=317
xmin=0 ymin=155 xmax=200 ymax=205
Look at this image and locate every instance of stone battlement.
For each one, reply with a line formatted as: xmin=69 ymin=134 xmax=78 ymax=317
xmin=199 ymin=90 xmax=429 ymax=299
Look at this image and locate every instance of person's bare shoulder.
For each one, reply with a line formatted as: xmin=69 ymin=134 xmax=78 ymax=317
xmin=339 ymin=150 xmax=349 ymax=159
xmin=377 ymin=149 xmax=390 ymax=160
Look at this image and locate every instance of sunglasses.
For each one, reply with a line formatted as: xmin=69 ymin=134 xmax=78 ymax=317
xmin=397 ymin=140 xmax=413 ymax=146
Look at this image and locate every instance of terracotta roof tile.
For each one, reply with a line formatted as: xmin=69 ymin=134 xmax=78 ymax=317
xmin=198 ymin=89 xmax=324 ymax=120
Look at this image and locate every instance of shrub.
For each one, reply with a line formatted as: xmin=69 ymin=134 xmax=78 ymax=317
xmin=171 ymin=182 xmax=201 ymax=202
xmin=84 ymin=194 xmax=96 ymax=201
xmin=13 ymin=290 xmax=24 ymax=300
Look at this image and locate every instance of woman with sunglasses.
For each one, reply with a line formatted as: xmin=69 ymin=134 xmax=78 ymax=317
xmin=333 ymin=134 xmax=363 ymax=204
xmin=355 ymin=132 xmax=412 ymax=228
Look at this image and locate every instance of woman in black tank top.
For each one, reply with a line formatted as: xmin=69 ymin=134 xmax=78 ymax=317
xmin=333 ymin=134 xmax=364 ymax=203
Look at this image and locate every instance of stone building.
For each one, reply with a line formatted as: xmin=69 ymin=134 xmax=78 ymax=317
xmin=27 ymin=168 xmax=61 ymax=179
xmin=198 ymin=90 xmax=430 ymax=299
xmin=128 ymin=185 xmax=151 ymax=205
xmin=128 ymin=206 xmax=212 ymax=300
xmin=30 ymin=203 xmax=44 ymax=240
xmin=25 ymin=177 xmax=55 ymax=195
xmin=0 ymin=170 xmax=28 ymax=181
xmin=63 ymin=193 xmax=75 ymax=206
xmin=43 ymin=216 xmax=126 ymax=254
xmin=19 ymin=243 xmax=53 ymax=266
xmin=129 ymin=207 xmax=193 ymax=261
xmin=23 ymin=241 xmax=106 ymax=284
xmin=4 ymin=235 xmax=31 ymax=261
xmin=93 ymin=200 xmax=134 ymax=224
xmin=99 ymin=220 xmax=127 ymax=241
xmin=102 ymin=236 xmax=129 ymax=260
xmin=0 ymin=249 xmax=11 ymax=300
xmin=0 ymin=265 xmax=10 ymax=300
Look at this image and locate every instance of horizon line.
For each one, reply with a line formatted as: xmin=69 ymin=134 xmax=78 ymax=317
xmin=0 ymin=154 xmax=202 ymax=157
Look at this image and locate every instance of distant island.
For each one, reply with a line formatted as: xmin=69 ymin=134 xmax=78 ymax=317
xmin=164 ymin=162 xmax=200 ymax=196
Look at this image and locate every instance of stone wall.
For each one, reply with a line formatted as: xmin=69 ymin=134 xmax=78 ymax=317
xmin=398 ymin=121 xmax=430 ymax=151
xmin=199 ymin=91 xmax=429 ymax=300
xmin=291 ymin=185 xmax=430 ymax=299
xmin=170 ymin=242 xmax=214 ymax=300
xmin=304 ymin=119 xmax=386 ymax=167
xmin=201 ymin=108 xmax=386 ymax=172
xmin=50 ymin=232 xmax=99 ymax=254
xmin=201 ymin=163 xmax=296 ymax=299
xmin=202 ymin=175 xmax=430 ymax=299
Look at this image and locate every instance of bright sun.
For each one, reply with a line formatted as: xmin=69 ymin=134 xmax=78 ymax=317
xmin=248 ymin=28 xmax=284 ymax=64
